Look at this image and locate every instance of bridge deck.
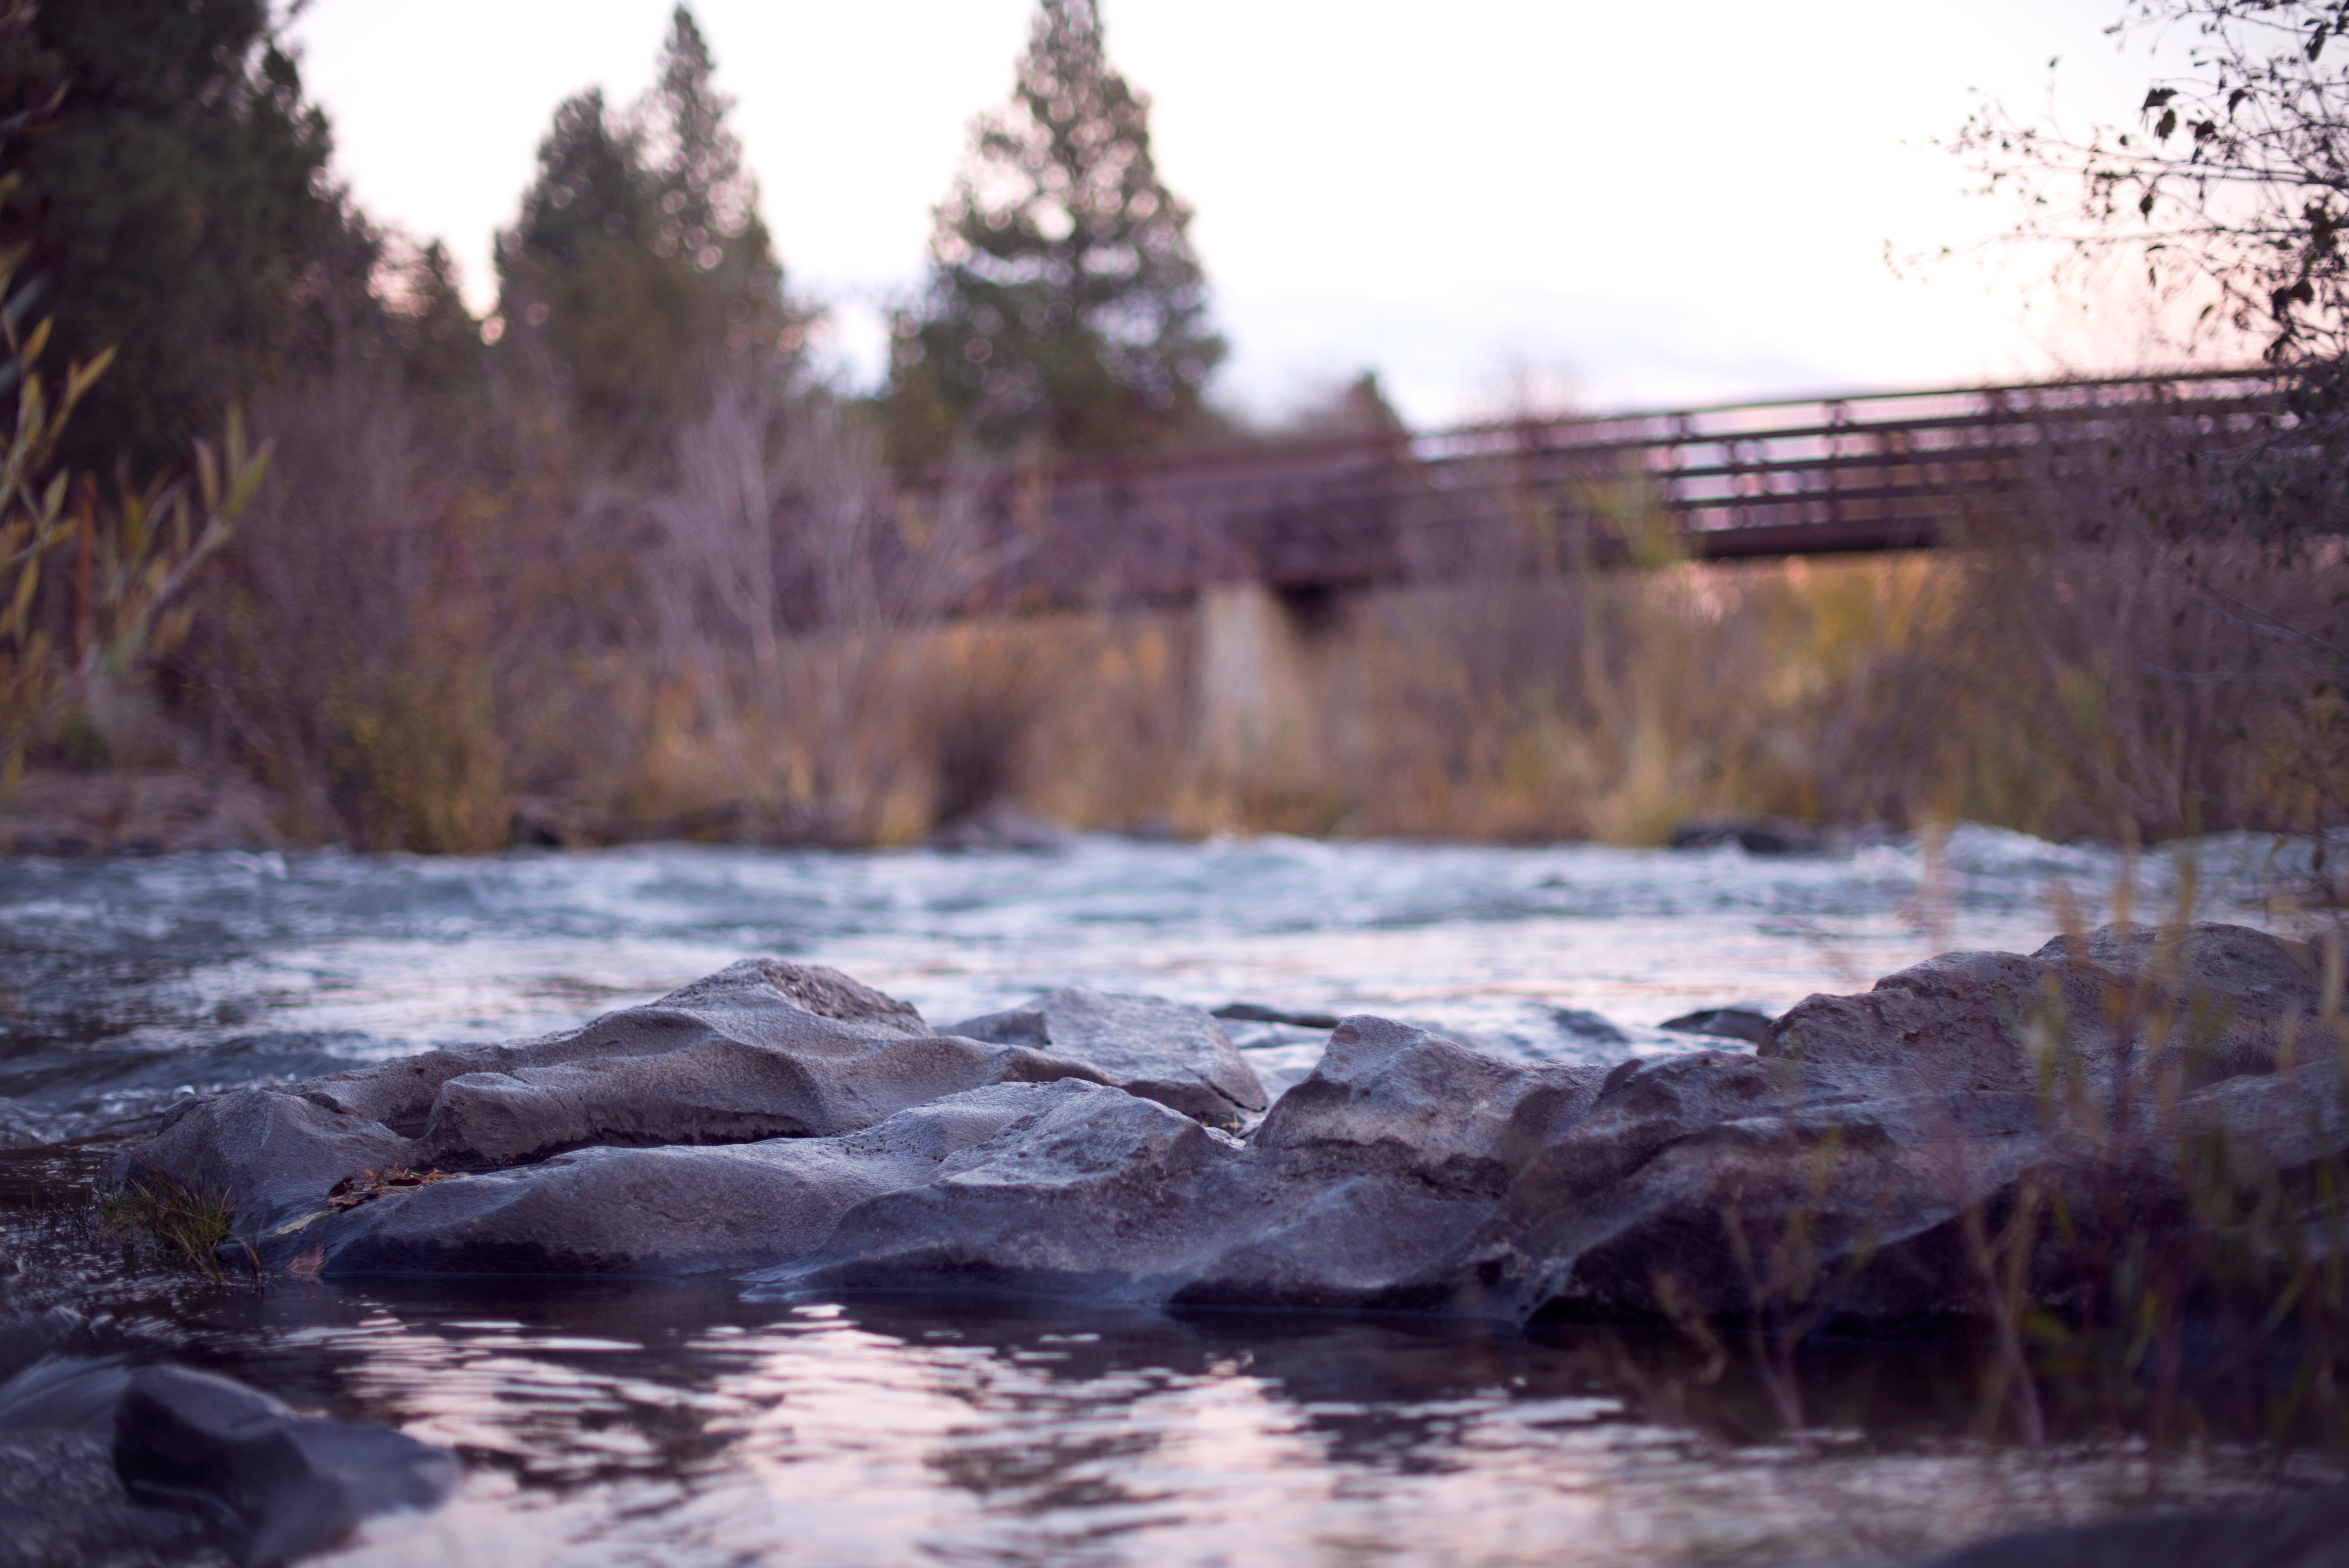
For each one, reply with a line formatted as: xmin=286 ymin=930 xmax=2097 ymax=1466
xmin=886 ymin=368 xmax=2297 ymax=610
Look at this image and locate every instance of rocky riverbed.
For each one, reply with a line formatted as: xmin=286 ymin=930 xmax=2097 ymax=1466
xmin=117 ymin=921 xmax=2344 ymax=1330
xmin=5 ymin=833 xmax=2345 ymax=1565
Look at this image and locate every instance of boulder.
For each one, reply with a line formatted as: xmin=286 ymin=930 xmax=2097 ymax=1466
xmin=276 ymin=1080 xmax=1106 ymax=1277
xmin=755 ymin=1082 xmax=1249 ymax=1301
xmin=1247 ymin=1016 xmax=1602 ymax=1196
xmin=116 ymin=923 xmax=2348 ymax=1337
xmin=1173 ymin=1017 xmax=1604 ymax=1311
xmin=0 ymin=1331 xmax=456 ymax=1568
xmin=1480 ymin=1053 xmax=2056 ymax=1321
xmin=127 ymin=960 xmax=1116 ymax=1232
xmin=949 ymin=986 xmax=1267 ymax=1123
xmin=1764 ymin=922 xmax=2321 ymax=1094
xmin=115 ymin=1362 xmax=458 ymax=1565
xmin=133 ymin=1087 xmax=412 ymax=1228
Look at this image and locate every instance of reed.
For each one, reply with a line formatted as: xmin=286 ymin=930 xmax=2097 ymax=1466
xmin=96 ymin=1176 xmax=235 ymax=1279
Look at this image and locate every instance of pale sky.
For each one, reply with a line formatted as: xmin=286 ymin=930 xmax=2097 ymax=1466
xmin=285 ymin=0 xmax=2191 ymax=427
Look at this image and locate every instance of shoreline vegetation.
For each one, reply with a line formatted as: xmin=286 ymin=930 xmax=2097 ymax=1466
xmin=0 ymin=1 xmax=2339 ymax=864
xmin=7 ymin=534 xmax=2344 ymax=864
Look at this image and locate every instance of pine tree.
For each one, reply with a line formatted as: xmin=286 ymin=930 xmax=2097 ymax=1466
xmin=496 ymin=7 xmax=791 ymax=452
xmin=0 ymin=0 xmax=346 ymax=477
xmin=887 ymin=0 xmax=1223 ymax=463
xmin=640 ymin=6 xmax=789 ymax=364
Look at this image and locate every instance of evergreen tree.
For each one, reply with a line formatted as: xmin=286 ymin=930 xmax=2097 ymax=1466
xmin=0 ymin=0 xmax=345 ymax=477
xmin=887 ymin=0 xmax=1223 ymax=463
xmin=641 ymin=6 xmax=789 ymax=363
xmin=497 ymin=7 xmax=791 ymax=453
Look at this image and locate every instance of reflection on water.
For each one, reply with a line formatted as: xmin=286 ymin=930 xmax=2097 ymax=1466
xmin=195 ymin=1284 xmax=2298 ymax=1568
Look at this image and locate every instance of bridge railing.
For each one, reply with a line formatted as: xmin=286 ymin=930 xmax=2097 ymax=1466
xmin=875 ymin=368 xmax=2298 ymax=613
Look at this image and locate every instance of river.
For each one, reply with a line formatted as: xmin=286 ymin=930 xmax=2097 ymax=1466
xmin=0 ymin=826 xmax=2329 ymax=1564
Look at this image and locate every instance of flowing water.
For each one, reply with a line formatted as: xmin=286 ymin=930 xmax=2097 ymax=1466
xmin=0 ymin=827 xmax=2332 ymax=1565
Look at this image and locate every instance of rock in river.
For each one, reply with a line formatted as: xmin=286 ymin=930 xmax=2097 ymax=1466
xmin=0 ymin=1310 xmax=456 ymax=1566
xmin=949 ymin=985 xmax=1267 ymax=1124
xmin=120 ymin=923 xmax=2346 ymax=1334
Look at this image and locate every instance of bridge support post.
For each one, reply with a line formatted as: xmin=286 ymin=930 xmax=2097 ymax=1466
xmin=1197 ymin=580 xmax=1314 ymax=778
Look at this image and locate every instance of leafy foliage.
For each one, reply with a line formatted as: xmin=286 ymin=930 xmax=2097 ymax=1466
xmin=887 ymin=0 xmax=1224 ymax=463
xmin=0 ymin=36 xmax=267 ymax=789
xmin=0 ymin=0 xmax=342 ymax=478
xmin=1957 ymin=0 xmax=2349 ymax=378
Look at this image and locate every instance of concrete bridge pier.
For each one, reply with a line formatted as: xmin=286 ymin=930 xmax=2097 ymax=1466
xmin=1196 ymin=580 xmax=1320 ymax=778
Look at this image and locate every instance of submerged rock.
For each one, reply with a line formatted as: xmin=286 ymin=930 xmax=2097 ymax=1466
xmin=1657 ymin=1004 xmax=1775 ymax=1045
xmin=1549 ymin=1007 xmax=1633 ymax=1044
xmin=1214 ymin=1001 xmax=1343 ymax=1030
xmin=119 ymin=923 xmax=2345 ymax=1335
xmin=1895 ymin=1485 xmax=2349 ymax=1567
xmin=922 ymin=804 xmax=1072 ymax=853
xmin=0 ymin=1317 xmax=456 ymax=1567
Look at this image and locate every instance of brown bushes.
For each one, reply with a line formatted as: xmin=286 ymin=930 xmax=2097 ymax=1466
xmin=142 ymin=360 xmax=2347 ymax=853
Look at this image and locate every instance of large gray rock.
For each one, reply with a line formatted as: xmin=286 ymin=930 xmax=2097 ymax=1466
xmin=278 ymin=1080 xmax=1105 ymax=1276
xmin=278 ymin=1023 xmax=1557 ymax=1311
xmin=949 ymin=986 xmax=1267 ymax=1123
xmin=756 ymin=1081 xmax=1250 ymax=1301
xmin=1173 ymin=1017 xmax=1603 ymax=1311
xmin=128 ymin=960 xmax=1114 ymax=1232
xmin=117 ymin=925 xmax=2349 ymax=1337
xmin=1765 ymin=922 xmax=2321 ymax=1094
xmin=1478 ymin=1055 xmax=2058 ymax=1321
xmin=132 ymin=1087 xmax=412 ymax=1228
xmin=1472 ymin=926 xmax=2344 ymax=1325
xmin=771 ymin=1018 xmax=1593 ymax=1313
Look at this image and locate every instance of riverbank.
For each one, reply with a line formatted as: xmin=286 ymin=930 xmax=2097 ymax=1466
xmin=137 ymin=540 xmax=2349 ymax=853
xmin=0 ymin=768 xmax=288 ymax=857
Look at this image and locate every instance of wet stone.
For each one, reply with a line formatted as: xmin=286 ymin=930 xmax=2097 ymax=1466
xmin=112 ymin=923 xmax=2349 ymax=1337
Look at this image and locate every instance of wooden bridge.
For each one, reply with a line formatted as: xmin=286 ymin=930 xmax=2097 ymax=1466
xmin=911 ymin=367 xmax=2295 ymax=612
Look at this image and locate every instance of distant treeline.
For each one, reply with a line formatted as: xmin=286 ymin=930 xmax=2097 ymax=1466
xmin=0 ymin=0 xmax=1239 ymax=485
xmin=0 ymin=0 xmax=2341 ymax=858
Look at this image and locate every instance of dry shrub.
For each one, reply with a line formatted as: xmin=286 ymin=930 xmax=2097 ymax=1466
xmin=153 ymin=358 xmax=2347 ymax=852
xmin=1091 ymin=405 xmax=2348 ymax=845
